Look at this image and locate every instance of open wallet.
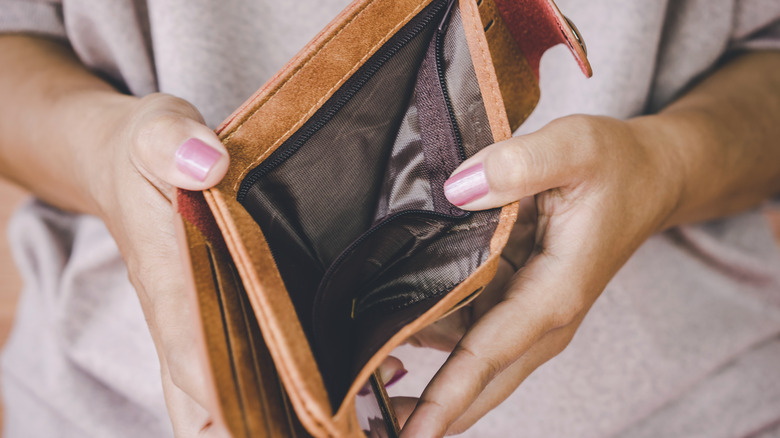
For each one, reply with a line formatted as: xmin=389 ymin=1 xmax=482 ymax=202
xmin=174 ymin=0 xmax=592 ymax=436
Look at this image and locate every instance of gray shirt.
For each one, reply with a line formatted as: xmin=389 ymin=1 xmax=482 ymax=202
xmin=1 ymin=1 xmax=780 ymax=437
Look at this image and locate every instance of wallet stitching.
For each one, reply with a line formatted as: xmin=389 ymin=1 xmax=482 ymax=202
xmin=207 ymin=191 xmax=333 ymax=435
xmin=362 ymin=279 xmax=458 ymax=314
xmin=228 ymin=1 xmax=431 ymax=187
xmin=444 ymin=216 xmax=499 ymax=234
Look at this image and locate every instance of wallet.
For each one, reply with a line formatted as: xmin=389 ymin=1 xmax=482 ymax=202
xmin=174 ymin=0 xmax=591 ymax=436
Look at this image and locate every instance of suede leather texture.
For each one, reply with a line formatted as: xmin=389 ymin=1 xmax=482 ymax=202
xmin=176 ymin=0 xmax=589 ymax=436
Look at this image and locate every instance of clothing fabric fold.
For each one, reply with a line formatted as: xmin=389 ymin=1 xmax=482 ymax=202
xmin=1 ymin=0 xmax=779 ymax=436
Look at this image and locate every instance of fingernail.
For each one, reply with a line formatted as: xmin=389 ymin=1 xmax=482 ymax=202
xmin=444 ymin=163 xmax=489 ymax=206
xmin=175 ymin=138 xmax=222 ymax=182
xmin=385 ymin=368 xmax=408 ymax=388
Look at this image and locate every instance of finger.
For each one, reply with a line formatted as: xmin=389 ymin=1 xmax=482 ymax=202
xmin=407 ymin=259 xmax=514 ymax=352
xmin=392 ymin=396 xmax=420 ymax=430
xmin=379 ymin=355 xmax=408 ymax=389
xmin=130 ymin=94 xmax=229 ymax=193
xmin=392 ymin=320 xmax=580 ymax=435
xmin=359 ymin=356 xmax=408 ymax=396
xmin=447 ymin=314 xmax=584 ymax=434
xmin=133 ymin=274 xmax=212 ymax=413
xmin=122 ymin=188 xmax=213 ymax=412
xmin=469 ymin=258 xmax=517 ymax=322
xmin=499 ymin=196 xmax=537 ymax=270
xmin=160 ymin=359 xmax=230 ymax=438
xmin=443 ymin=118 xmax=588 ymax=210
xmin=400 ymin=242 xmax=590 ymax=437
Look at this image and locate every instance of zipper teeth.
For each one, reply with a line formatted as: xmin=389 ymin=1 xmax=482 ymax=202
xmin=236 ymin=0 xmax=450 ymax=202
xmin=435 ymin=28 xmax=467 ymax=162
xmin=317 ymin=8 xmax=469 ymax=320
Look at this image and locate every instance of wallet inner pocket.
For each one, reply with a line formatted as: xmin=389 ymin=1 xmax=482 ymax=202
xmin=238 ymin=0 xmax=500 ymax=407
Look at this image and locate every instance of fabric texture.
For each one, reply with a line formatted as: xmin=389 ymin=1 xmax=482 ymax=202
xmin=1 ymin=0 xmax=779 ymax=436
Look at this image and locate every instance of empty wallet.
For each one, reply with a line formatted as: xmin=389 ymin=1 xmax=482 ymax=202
xmin=174 ymin=0 xmax=591 ymax=436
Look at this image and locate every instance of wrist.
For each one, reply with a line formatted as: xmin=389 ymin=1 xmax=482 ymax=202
xmin=624 ymin=114 xmax=689 ymax=232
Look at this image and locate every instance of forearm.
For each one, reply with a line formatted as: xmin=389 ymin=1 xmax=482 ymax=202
xmin=631 ymin=51 xmax=780 ymax=229
xmin=0 ymin=35 xmax=135 ymax=214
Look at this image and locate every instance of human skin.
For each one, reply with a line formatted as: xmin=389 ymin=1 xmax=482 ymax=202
xmin=397 ymin=50 xmax=780 ymax=436
xmin=0 ymin=35 xmax=234 ymax=437
xmin=1 ymin=33 xmax=779 ymax=437
xmin=0 ymin=35 xmax=407 ymax=437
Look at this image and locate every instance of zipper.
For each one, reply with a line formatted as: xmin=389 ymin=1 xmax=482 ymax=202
xmin=435 ymin=6 xmax=467 ymax=163
xmin=313 ymin=0 xmax=468 ymax=321
xmin=236 ymin=0 xmax=453 ymax=203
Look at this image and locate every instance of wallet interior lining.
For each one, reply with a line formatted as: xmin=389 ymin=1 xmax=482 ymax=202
xmin=238 ymin=0 xmax=500 ymax=407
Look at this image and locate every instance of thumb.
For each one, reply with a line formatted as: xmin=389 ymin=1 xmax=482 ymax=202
xmin=130 ymin=95 xmax=229 ymax=192
xmin=443 ymin=125 xmax=576 ymax=211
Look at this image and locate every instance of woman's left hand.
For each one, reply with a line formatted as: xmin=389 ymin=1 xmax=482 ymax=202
xmin=397 ymin=114 xmax=684 ymax=436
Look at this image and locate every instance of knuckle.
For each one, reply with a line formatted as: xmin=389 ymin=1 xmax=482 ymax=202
xmin=453 ymin=343 xmax=504 ymax=384
xmin=140 ymin=92 xmax=200 ymax=118
xmin=548 ymin=301 xmax=581 ymax=329
xmin=556 ymin=329 xmax=577 ymax=354
xmin=554 ymin=115 xmax=606 ymax=166
xmin=447 ymin=419 xmax=477 ymax=436
xmin=132 ymin=113 xmax=181 ymax=156
xmin=485 ymin=143 xmax=534 ymax=194
xmin=145 ymin=113 xmax=188 ymax=139
xmin=163 ymin=335 xmax=198 ymax=391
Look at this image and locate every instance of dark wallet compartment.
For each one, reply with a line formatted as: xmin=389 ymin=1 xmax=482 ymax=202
xmin=237 ymin=0 xmax=499 ymax=408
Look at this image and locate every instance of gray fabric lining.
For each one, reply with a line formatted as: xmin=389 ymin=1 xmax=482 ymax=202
xmin=239 ymin=1 xmax=500 ymax=406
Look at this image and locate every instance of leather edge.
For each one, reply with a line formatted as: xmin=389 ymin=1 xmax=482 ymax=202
xmin=203 ymin=189 xmax=341 ymax=437
xmin=332 ymin=0 xmax=521 ymax=423
xmin=214 ymin=0 xmax=436 ymax=195
xmin=173 ymin=209 xmax=238 ymax=436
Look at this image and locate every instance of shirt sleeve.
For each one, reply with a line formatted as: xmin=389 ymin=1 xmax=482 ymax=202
xmin=0 ymin=1 xmax=66 ymax=39
xmin=729 ymin=0 xmax=780 ymax=51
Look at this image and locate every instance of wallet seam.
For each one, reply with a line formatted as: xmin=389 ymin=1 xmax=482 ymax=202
xmin=227 ymin=1 xmax=431 ymax=189
xmin=205 ymin=190 xmax=336 ymax=436
xmin=464 ymin=0 xmax=505 ymax=135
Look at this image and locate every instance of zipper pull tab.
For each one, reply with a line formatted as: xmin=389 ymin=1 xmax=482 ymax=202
xmin=438 ymin=0 xmax=457 ymax=33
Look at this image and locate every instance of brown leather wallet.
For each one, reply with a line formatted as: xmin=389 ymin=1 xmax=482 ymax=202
xmin=174 ymin=0 xmax=591 ymax=436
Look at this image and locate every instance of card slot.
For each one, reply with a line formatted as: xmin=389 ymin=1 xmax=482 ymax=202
xmin=205 ymin=244 xmax=253 ymax=438
xmin=211 ymin=242 xmax=308 ymax=437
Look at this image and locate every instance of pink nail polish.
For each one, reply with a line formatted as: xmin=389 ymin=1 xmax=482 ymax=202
xmin=175 ymin=138 xmax=222 ymax=182
xmin=357 ymin=369 xmax=408 ymax=396
xmin=443 ymin=163 xmax=489 ymax=206
xmin=385 ymin=368 xmax=407 ymax=388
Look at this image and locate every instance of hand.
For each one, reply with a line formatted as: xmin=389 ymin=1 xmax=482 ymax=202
xmin=86 ymin=92 xmax=410 ymax=436
xmin=398 ymin=115 xmax=683 ymax=436
xmin=88 ymin=93 xmax=232 ymax=436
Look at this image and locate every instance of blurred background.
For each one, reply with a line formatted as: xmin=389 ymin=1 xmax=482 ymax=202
xmin=0 ymin=179 xmax=28 ymax=429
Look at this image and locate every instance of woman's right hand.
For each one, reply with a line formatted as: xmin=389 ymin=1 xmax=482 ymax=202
xmin=89 ymin=93 xmax=409 ymax=436
xmin=86 ymin=92 xmax=234 ymax=436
